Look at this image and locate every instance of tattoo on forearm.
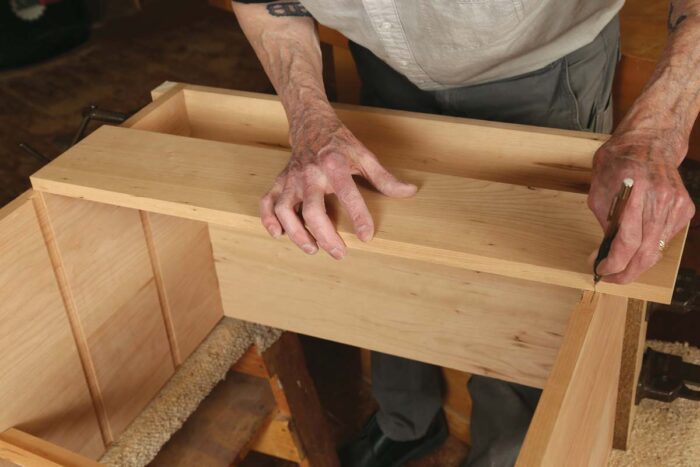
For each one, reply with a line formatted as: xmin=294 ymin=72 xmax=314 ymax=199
xmin=668 ymin=3 xmax=689 ymax=32
xmin=267 ymin=2 xmax=311 ymax=17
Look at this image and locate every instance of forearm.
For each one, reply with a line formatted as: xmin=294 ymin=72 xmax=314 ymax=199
xmin=616 ymin=0 xmax=700 ymax=165
xmin=232 ymin=1 xmax=335 ymax=145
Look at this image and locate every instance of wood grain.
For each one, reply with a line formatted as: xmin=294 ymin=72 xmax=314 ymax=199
xmin=0 ymin=438 xmax=62 ymax=467
xmin=30 ymin=125 xmax=684 ymax=302
xmin=0 ymin=430 xmax=100 ymax=467
xmin=260 ymin=333 xmax=340 ymax=467
xmin=212 ymin=227 xmax=579 ymax=388
xmin=180 ymin=85 xmax=605 ymax=193
xmin=149 ymin=372 xmax=276 ymax=467
xmin=250 ymin=414 xmax=304 ymax=463
xmin=613 ymin=299 xmax=648 ymax=450
xmin=37 ymin=193 xmax=175 ymax=442
xmin=0 ymin=192 xmax=104 ymax=458
xmin=142 ymin=212 xmax=224 ymax=365
xmin=516 ymin=292 xmax=627 ymax=466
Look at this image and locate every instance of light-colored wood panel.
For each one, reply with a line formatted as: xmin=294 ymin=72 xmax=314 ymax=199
xmin=516 ymin=292 xmax=627 ymax=466
xmin=0 ymin=192 xmax=104 ymax=459
xmin=122 ymin=82 xmax=191 ymax=137
xmin=30 ymin=126 xmax=684 ymax=302
xmin=38 ymin=193 xmax=175 ymax=441
xmin=211 ymin=227 xmax=580 ymax=388
xmin=0 ymin=430 xmax=100 ymax=467
xmin=142 ymin=212 xmax=224 ymax=364
xmin=180 ymin=85 xmax=605 ymax=194
xmin=0 ymin=438 xmax=62 ymax=467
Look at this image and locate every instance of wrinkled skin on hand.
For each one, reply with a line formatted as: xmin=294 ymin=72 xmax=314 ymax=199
xmin=260 ymin=109 xmax=417 ymax=259
xmin=588 ymin=128 xmax=695 ymax=284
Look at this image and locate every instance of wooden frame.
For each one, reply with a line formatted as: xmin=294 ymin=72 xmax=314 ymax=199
xmin=1 ymin=82 xmax=688 ymax=465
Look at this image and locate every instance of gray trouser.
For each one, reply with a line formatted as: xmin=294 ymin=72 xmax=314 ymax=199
xmin=349 ymin=16 xmax=620 ymax=466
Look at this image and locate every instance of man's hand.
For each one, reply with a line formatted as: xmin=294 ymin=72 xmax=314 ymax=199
xmin=588 ymin=128 xmax=695 ymax=284
xmin=261 ymin=112 xmax=417 ymax=259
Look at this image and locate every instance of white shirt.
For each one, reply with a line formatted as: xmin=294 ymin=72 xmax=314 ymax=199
xmin=301 ymin=0 xmax=624 ymax=90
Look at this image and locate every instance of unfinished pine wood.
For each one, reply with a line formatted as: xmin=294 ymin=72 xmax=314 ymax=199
xmin=178 ymin=85 xmax=605 ymax=194
xmin=516 ymin=292 xmax=627 ymax=466
xmin=232 ymin=346 xmax=270 ymax=379
xmin=142 ymin=212 xmax=224 ymax=365
xmin=613 ymin=299 xmax=648 ymax=450
xmin=0 ymin=192 xmax=104 ymax=459
xmin=212 ymin=227 xmax=579 ymax=388
xmin=123 ymin=82 xmax=191 ymax=137
xmin=149 ymin=372 xmax=276 ymax=467
xmin=250 ymin=414 xmax=304 ymax=463
xmin=30 ymin=125 xmax=684 ymax=302
xmin=37 ymin=193 xmax=175 ymax=442
xmin=0 ymin=430 xmax=100 ymax=467
xmin=0 ymin=438 xmax=63 ymax=467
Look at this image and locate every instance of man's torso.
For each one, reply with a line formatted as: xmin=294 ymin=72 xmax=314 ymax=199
xmin=302 ymin=0 xmax=624 ymax=90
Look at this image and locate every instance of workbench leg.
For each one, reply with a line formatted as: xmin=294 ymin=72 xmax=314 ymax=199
xmin=260 ymin=333 xmax=340 ymax=467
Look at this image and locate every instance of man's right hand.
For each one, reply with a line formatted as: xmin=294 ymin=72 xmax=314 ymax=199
xmin=260 ymin=114 xmax=417 ymax=259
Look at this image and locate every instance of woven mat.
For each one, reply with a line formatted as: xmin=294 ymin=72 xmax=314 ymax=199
xmin=609 ymin=340 xmax=700 ymax=467
xmin=99 ymin=317 xmax=281 ymax=467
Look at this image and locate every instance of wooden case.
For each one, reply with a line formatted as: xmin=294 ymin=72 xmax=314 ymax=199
xmin=1 ymin=82 xmax=686 ymax=465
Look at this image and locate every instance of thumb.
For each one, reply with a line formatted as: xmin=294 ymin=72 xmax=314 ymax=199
xmin=361 ymin=154 xmax=418 ymax=198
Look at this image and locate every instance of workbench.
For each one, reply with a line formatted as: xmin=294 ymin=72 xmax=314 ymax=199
xmin=0 ymin=82 xmax=687 ymax=466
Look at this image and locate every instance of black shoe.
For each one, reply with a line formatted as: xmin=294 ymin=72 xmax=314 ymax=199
xmin=338 ymin=410 xmax=448 ymax=467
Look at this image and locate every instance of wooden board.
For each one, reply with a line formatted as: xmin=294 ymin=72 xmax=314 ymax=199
xmin=613 ymin=299 xmax=648 ymax=450
xmin=250 ymin=414 xmax=303 ymax=463
xmin=36 ymin=193 xmax=175 ymax=442
xmin=0 ymin=430 xmax=100 ymax=467
xmin=212 ymin=227 xmax=579 ymax=388
xmin=516 ymin=292 xmax=627 ymax=466
xmin=0 ymin=438 xmax=63 ymax=467
xmin=260 ymin=333 xmax=339 ymax=467
xmin=142 ymin=212 xmax=224 ymax=365
xmin=0 ymin=192 xmax=104 ymax=458
xmin=149 ymin=372 xmax=276 ymax=467
xmin=30 ymin=125 xmax=684 ymax=303
xmin=179 ymin=85 xmax=604 ymax=194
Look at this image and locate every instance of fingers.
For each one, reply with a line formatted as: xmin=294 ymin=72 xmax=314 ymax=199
xmin=301 ymin=183 xmax=346 ymax=259
xmin=328 ymin=170 xmax=375 ymax=242
xmin=604 ymin=212 xmax=666 ymax=284
xmin=274 ymin=187 xmax=318 ymax=255
xmin=595 ymin=188 xmax=644 ymax=278
xmin=359 ymin=151 xmax=418 ymax=198
xmin=260 ymin=181 xmax=283 ymax=238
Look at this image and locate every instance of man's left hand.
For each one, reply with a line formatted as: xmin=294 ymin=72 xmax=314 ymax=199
xmin=587 ymin=128 xmax=695 ymax=284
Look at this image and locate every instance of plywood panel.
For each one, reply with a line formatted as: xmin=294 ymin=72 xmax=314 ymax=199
xmin=516 ymin=292 xmax=627 ymax=466
xmin=142 ymin=212 xmax=224 ymax=364
xmin=30 ymin=126 xmax=684 ymax=302
xmin=211 ymin=227 xmax=580 ymax=388
xmin=37 ymin=193 xmax=174 ymax=441
xmin=0 ymin=192 xmax=104 ymax=458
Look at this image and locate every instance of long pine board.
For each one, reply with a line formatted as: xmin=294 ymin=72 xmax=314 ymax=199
xmin=0 ymin=193 xmax=104 ymax=458
xmin=211 ymin=227 xmax=580 ymax=388
xmin=32 ymin=125 xmax=683 ymax=303
xmin=516 ymin=292 xmax=627 ymax=466
xmin=179 ymin=85 xmax=604 ymax=194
